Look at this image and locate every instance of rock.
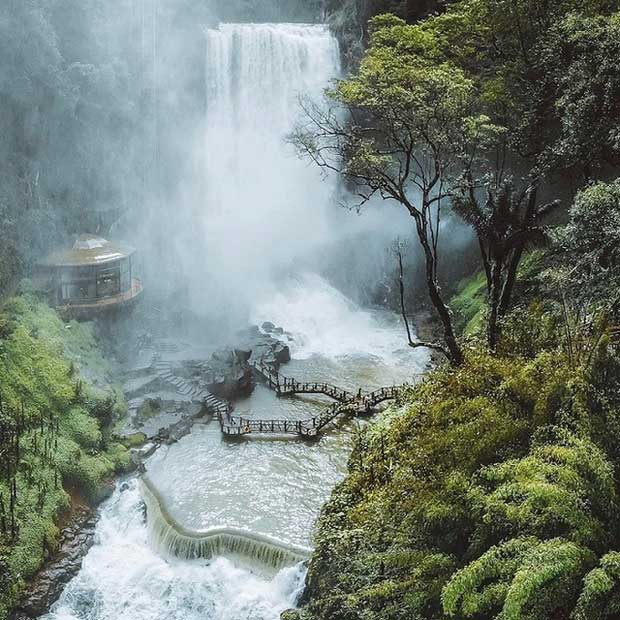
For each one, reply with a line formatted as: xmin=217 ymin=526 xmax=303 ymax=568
xmin=90 ymin=480 xmax=115 ymax=505
xmin=202 ymin=350 xmax=254 ymax=400
xmin=261 ymin=321 xmax=275 ymax=332
xmin=212 ymin=349 xmax=234 ymax=363
xmin=234 ymin=348 xmax=252 ymax=363
xmin=130 ymin=442 xmax=158 ymax=467
xmin=11 ymin=507 xmax=98 ymax=618
xmin=123 ymin=375 xmax=166 ymax=400
xmin=273 ymin=342 xmax=291 ymax=365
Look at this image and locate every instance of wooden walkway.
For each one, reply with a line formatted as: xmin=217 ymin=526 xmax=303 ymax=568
xmin=251 ymin=361 xmax=355 ymax=402
xmin=218 ymin=362 xmax=409 ymax=438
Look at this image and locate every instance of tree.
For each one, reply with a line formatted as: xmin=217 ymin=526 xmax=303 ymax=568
xmin=542 ymin=12 xmax=620 ymax=180
xmin=453 ymin=179 xmax=559 ymax=350
xmin=549 ymin=180 xmax=620 ymax=362
xmin=292 ymin=15 xmax=501 ymax=365
xmin=574 ymin=552 xmax=620 ymax=620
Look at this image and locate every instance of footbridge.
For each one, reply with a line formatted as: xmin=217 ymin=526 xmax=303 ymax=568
xmin=251 ymin=360 xmax=355 ymax=402
xmin=217 ymin=361 xmax=414 ymax=438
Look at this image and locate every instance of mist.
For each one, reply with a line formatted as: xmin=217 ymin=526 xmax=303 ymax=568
xmin=0 ymin=0 xmax=472 ymax=340
xmin=117 ymin=1 xmax=429 ymax=337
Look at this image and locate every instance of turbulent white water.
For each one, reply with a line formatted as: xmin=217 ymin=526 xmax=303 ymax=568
xmin=177 ymin=23 xmax=341 ymax=315
xmin=43 ymin=481 xmax=306 ymax=620
xmin=253 ymin=273 xmax=424 ymax=364
xmin=41 ymin=22 xmax=429 ymax=620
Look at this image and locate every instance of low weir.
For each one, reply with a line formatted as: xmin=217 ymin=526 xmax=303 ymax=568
xmin=142 ymin=476 xmax=312 ymax=570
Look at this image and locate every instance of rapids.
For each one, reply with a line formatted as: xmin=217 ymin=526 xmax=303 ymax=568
xmin=42 ymin=481 xmax=306 ymax=620
xmin=41 ymin=22 xmax=428 ymax=620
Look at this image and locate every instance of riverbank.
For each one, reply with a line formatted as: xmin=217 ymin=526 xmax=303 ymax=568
xmin=9 ymin=495 xmax=99 ymax=620
xmin=0 ymin=292 xmax=130 ymax=620
xmin=288 ymin=339 xmax=620 ymax=619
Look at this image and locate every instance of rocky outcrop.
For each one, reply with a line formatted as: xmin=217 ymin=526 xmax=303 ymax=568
xmin=205 ymin=349 xmax=254 ymax=400
xmin=237 ymin=325 xmax=292 ymax=369
xmin=10 ymin=507 xmax=98 ymax=620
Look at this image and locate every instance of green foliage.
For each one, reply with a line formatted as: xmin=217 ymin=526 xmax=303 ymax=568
xmin=544 ymin=13 xmax=620 ymax=174
xmin=300 ymin=340 xmax=620 ymax=620
xmin=412 ymin=0 xmax=618 ymax=174
xmin=451 ymin=271 xmax=487 ymax=335
xmin=0 ymin=295 xmax=128 ymax=617
xmin=443 ymin=537 xmax=595 ymax=620
xmin=551 ymin=180 xmax=620 ymax=305
xmin=574 ymin=552 xmax=620 ymax=620
xmin=469 ymin=429 xmax=618 ymax=552
xmin=326 ymin=0 xmax=444 ymax=67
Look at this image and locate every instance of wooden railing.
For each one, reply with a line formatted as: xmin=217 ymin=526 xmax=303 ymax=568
xmin=220 ymin=416 xmax=305 ymax=436
xmin=216 ymin=358 xmax=424 ymax=438
xmin=251 ymin=361 xmax=354 ymax=402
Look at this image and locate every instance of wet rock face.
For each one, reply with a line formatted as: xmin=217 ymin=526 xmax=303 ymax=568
xmin=205 ymin=349 xmax=254 ymax=400
xmin=10 ymin=507 xmax=98 ymax=619
xmin=237 ymin=325 xmax=292 ymax=369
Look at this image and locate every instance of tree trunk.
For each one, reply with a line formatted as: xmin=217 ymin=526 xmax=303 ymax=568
xmin=418 ymin=229 xmax=464 ymax=366
xmin=488 ymin=256 xmax=503 ymax=351
xmin=498 ymin=185 xmax=538 ymax=318
xmin=427 ymin=272 xmax=464 ymax=365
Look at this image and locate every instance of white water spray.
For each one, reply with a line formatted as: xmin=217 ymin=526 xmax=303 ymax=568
xmin=43 ymin=480 xmax=306 ymax=620
xmin=173 ymin=23 xmax=341 ymax=317
xmin=142 ymin=476 xmax=312 ymax=568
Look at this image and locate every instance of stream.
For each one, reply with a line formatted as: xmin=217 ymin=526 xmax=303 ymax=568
xmin=42 ymin=276 xmax=428 ymax=620
xmin=40 ymin=22 xmax=428 ymax=620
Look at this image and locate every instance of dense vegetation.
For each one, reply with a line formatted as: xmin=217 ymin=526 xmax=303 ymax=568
xmin=326 ymin=0 xmax=445 ymax=66
xmin=291 ymin=179 xmax=620 ymax=618
xmin=291 ymin=0 xmax=620 ymax=618
xmin=0 ymin=292 xmax=129 ymax=618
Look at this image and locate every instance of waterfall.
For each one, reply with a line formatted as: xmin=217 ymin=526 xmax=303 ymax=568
xmin=42 ymin=23 xmax=420 ymax=620
xmin=42 ymin=480 xmax=307 ymax=620
xmin=175 ymin=23 xmax=341 ymax=318
xmin=142 ymin=477 xmax=312 ymax=570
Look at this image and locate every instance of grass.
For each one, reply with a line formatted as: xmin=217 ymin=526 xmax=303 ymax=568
xmin=451 ymin=270 xmax=487 ymax=336
xmin=450 ymin=251 xmax=546 ymax=338
xmin=0 ymin=291 xmax=129 ymax=619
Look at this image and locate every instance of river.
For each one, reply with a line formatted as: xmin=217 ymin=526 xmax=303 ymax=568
xmin=42 ymin=275 xmax=427 ymax=620
xmin=40 ymin=23 xmax=428 ymax=620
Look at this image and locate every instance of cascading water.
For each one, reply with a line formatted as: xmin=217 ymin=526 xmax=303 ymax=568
xmin=176 ymin=23 xmax=342 ymax=316
xmin=41 ymin=22 xmax=429 ymax=620
xmin=42 ymin=481 xmax=306 ymax=620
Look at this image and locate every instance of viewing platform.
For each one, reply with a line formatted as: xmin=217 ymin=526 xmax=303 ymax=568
xmin=215 ymin=361 xmax=417 ymax=438
xmin=38 ymin=234 xmax=143 ymax=318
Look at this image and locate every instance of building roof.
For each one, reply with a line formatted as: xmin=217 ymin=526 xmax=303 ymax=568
xmin=43 ymin=234 xmax=136 ymax=267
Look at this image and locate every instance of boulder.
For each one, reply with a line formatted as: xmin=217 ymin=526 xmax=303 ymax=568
xmin=11 ymin=507 xmax=98 ymax=619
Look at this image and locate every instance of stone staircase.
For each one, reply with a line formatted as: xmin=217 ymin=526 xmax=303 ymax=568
xmin=153 ymin=359 xmax=231 ymax=416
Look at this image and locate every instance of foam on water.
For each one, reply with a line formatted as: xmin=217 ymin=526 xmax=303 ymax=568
xmin=143 ymin=476 xmax=312 ymax=569
xmin=253 ymin=273 xmax=429 ymax=367
xmin=42 ymin=480 xmax=306 ymax=620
